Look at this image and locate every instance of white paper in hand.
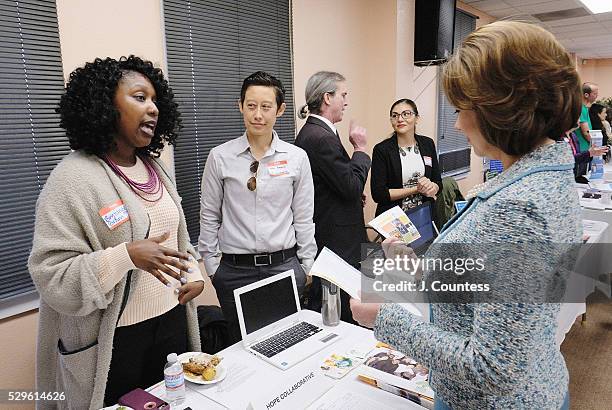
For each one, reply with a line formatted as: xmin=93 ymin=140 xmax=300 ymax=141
xmin=309 ymin=247 xmax=362 ymax=300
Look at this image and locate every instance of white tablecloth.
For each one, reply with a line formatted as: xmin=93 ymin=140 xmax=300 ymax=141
xmin=582 ymin=207 xmax=612 ymax=243
xmin=556 ymin=219 xmax=609 ymax=346
xmin=144 ymin=310 xmax=424 ymax=409
xmin=557 ymin=164 xmax=612 ymax=346
xmin=580 ymin=162 xmax=612 ymax=237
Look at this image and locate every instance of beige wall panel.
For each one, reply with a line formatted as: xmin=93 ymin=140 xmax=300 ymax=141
xmin=592 ymin=59 xmax=612 ymax=100
xmin=55 ymin=0 xmax=174 ymax=168
xmin=56 ymin=0 xmax=166 ymax=79
xmin=0 ymin=311 xmax=38 ymax=409
xmin=293 ymin=0 xmax=399 ymax=223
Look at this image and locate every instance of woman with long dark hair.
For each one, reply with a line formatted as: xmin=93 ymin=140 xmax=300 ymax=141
xmin=370 ymin=98 xmax=441 ymax=216
xmin=589 ymin=103 xmax=610 ymax=160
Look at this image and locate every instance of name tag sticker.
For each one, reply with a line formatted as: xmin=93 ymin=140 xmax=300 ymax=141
xmin=267 ymin=160 xmax=289 ymax=177
xmin=99 ymin=199 xmax=129 ymax=230
xmin=423 ymin=156 xmax=432 ymax=166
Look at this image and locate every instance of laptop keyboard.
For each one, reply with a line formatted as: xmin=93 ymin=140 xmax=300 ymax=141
xmin=251 ymin=321 xmax=323 ymax=358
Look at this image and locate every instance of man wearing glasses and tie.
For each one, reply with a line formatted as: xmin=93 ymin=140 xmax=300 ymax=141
xmin=295 ymin=71 xmax=370 ymax=324
xmin=199 ymin=71 xmax=316 ymax=343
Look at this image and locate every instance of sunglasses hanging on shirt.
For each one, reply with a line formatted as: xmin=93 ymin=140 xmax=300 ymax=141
xmin=247 ymin=160 xmax=259 ymax=191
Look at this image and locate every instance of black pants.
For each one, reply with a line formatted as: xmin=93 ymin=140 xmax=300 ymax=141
xmin=104 ymin=303 xmax=188 ymax=406
xmin=212 ymin=256 xmax=306 ymax=345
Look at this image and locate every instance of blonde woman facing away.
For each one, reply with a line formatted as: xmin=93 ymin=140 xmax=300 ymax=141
xmin=351 ymin=21 xmax=581 ymax=410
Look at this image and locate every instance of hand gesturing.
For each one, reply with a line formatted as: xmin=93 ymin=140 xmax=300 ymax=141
xmin=126 ymin=232 xmax=193 ymax=286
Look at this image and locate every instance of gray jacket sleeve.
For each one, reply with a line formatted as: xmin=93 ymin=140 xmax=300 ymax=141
xmin=374 ymin=200 xmax=561 ymax=396
xmin=28 ymin=170 xmax=114 ymax=317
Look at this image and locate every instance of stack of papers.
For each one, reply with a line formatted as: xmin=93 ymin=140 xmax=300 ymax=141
xmin=360 ymin=343 xmax=434 ymax=404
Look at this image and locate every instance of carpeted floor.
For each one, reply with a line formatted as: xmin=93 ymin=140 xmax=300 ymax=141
xmin=560 ymin=290 xmax=612 ymax=410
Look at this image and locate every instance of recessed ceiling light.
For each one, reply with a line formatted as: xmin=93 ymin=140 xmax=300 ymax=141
xmin=579 ymin=0 xmax=612 ymax=14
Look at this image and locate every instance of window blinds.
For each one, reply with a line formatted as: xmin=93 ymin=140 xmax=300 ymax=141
xmin=163 ymin=0 xmax=295 ymax=244
xmin=0 ymin=0 xmax=68 ymax=305
xmin=436 ymin=9 xmax=476 ymax=176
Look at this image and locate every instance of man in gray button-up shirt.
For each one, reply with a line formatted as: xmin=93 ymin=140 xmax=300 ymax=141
xmin=199 ymin=71 xmax=317 ymax=342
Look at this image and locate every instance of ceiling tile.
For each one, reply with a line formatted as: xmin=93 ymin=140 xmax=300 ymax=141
xmin=519 ymin=0 xmax=581 ymax=14
xmin=484 ymin=7 xmax=522 ymax=18
xmin=552 ymin=25 xmax=606 ymax=38
xmin=465 ymin=0 xmax=612 ymax=58
xmin=503 ymin=0 xmax=582 ymax=6
xmin=466 ymin=0 xmax=512 ymax=13
xmin=543 ymin=15 xmax=597 ymax=26
xmin=594 ymin=11 xmax=612 ymax=22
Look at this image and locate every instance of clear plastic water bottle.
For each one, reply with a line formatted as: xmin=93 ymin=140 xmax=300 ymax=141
xmin=164 ymin=353 xmax=185 ymax=406
xmin=322 ymin=280 xmax=341 ymax=326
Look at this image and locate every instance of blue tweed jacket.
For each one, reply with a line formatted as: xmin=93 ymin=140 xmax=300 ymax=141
xmin=374 ymin=142 xmax=581 ymax=409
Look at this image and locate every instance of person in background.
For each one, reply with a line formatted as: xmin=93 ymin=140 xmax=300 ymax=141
xmin=199 ymin=71 xmax=316 ymax=343
xmin=605 ymin=106 xmax=612 ymax=162
xmin=295 ymin=71 xmax=370 ymax=323
xmin=603 ymin=105 xmax=612 ymax=137
xmin=605 ymin=106 xmax=612 ymax=133
xmin=370 ymin=98 xmax=441 ymax=217
xmin=29 ymin=56 xmax=204 ymax=408
xmin=575 ymin=82 xmax=598 ymax=151
xmin=350 ymin=21 xmax=581 ymax=409
xmin=564 ymin=123 xmax=608 ymax=180
xmin=589 ymin=103 xmax=610 ymax=161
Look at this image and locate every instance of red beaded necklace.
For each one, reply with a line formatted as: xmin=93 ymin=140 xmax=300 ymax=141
xmin=103 ymin=154 xmax=163 ymax=202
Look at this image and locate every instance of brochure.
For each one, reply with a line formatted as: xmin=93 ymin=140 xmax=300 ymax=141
xmin=368 ymin=206 xmax=421 ymax=244
xmin=359 ymin=342 xmax=434 ymax=404
xmin=319 ymin=347 xmax=368 ymax=379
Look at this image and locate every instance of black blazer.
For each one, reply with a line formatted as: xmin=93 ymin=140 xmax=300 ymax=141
xmin=370 ymin=133 xmax=442 ymax=216
xmin=295 ymin=116 xmax=371 ymax=265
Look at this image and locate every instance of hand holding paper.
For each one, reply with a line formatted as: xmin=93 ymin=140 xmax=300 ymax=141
xmin=309 ymin=247 xmax=362 ymax=300
xmin=310 ymin=247 xmax=430 ymax=323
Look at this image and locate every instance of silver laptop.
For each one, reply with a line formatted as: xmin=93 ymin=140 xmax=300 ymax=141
xmin=234 ymin=269 xmax=340 ymax=370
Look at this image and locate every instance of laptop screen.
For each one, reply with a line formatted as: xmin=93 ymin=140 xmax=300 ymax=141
xmin=406 ymin=203 xmax=437 ymax=252
xmin=239 ymin=275 xmax=298 ymax=335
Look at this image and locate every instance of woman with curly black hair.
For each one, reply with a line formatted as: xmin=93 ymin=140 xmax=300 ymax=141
xmin=29 ymin=55 xmax=204 ymax=408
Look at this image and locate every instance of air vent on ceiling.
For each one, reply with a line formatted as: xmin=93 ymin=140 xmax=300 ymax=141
xmin=532 ymin=7 xmax=590 ymax=22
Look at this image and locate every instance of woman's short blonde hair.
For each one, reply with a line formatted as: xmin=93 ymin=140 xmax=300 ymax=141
xmin=442 ymin=21 xmax=581 ymax=156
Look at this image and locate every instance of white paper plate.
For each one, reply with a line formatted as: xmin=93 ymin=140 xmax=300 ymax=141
xmin=177 ymin=352 xmax=226 ymax=385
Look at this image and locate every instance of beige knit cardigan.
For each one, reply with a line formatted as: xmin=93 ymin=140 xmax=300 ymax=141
xmin=28 ymin=151 xmax=201 ymax=409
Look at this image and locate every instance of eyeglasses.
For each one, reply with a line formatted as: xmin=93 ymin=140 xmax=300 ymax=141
xmin=247 ymin=160 xmax=259 ymax=191
xmin=390 ymin=110 xmax=416 ymax=121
